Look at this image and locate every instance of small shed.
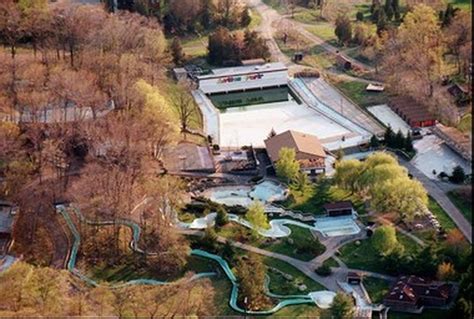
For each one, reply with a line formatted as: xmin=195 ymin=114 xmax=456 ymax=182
xmin=336 ymin=54 xmax=352 ymax=70
xmin=323 ymin=201 xmax=354 ymax=217
xmin=347 ymin=271 xmax=362 ymax=284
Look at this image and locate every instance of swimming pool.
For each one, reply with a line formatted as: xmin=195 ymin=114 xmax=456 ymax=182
xmin=313 ymin=216 xmax=361 ymax=237
xmin=205 ymin=180 xmax=288 ymax=207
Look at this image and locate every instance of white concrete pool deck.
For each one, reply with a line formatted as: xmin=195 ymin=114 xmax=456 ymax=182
xmin=219 ymin=100 xmax=352 ymax=148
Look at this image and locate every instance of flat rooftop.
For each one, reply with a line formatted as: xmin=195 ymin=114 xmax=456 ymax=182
xmin=196 ymin=62 xmax=287 ymax=80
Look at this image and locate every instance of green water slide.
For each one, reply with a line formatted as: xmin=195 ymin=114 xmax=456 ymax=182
xmin=57 ymin=205 xmax=320 ymax=315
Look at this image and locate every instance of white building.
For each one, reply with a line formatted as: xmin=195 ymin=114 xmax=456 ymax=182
xmin=196 ymin=62 xmax=288 ymax=94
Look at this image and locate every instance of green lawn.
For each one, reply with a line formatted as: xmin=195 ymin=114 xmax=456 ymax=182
xmin=363 ymin=277 xmax=391 ymax=304
xmin=323 ymin=257 xmax=339 ymax=268
xmin=180 ymin=36 xmax=208 ymax=58
xmin=339 ymin=232 xmax=420 ymax=274
xmin=305 ymin=23 xmax=339 ymax=46
xmin=218 ymin=222 xmax=323 ymax=261
xmin=331 ymin=79 xmax=389 ymax=108
xmin=210 ymin=252 xmax=328 ymax=316
xmin=428 ymin=196 xmax=457 ymax=230
xmin=259 ymin=225 xmax=325 ymax=261
xmin=263 ymin=257 xmax=326 ymax=294
xmin=281 ymin=178 xmax=367 ymax=215
xmin=447 ymin=191 xmax=472 ymax=224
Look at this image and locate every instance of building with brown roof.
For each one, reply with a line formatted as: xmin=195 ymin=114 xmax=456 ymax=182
xmin=323 ymin=201 xmax=354 ymax=217
xmin=388 ymin=97 xmax=437 ymax=128
xmin=264 ymin=130 xmax=327 ymax=176
xmin=384 ymin=275 xmax=454 ymax=313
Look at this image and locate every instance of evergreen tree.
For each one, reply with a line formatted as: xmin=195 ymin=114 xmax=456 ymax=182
xmin=404 ymin=132 xmax=414 ymax=152
xmin=394 ymin=129 xmax=405 ymax=149
xmin=383 ymin=125 xmax=394 ymax=146
xmin=370 ymin=135 xmax=380 ymax=148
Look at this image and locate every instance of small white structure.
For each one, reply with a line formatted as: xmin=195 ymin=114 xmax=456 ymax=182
xmin=366 ymin=83 xmax=385 ymax=92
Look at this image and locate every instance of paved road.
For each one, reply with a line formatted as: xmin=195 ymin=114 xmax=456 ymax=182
xmin=246 ymin=0 xmax=374 ymax=73
xmin=400 ymin=159 xmax=472 ymax=243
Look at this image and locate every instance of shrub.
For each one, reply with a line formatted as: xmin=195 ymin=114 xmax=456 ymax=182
xmin=356 ymin=11 xmax=364 ymax=21
xmin=215 ymin=206 xmax=229 ymax=227
xmin=315 ymin=264 xmax=332 ymax=276
xmin=449 ymin=165 xmax=466 ymax=184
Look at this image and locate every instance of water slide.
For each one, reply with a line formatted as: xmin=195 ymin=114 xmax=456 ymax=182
xmin=56 ymin=205 xmax=335 ymax=315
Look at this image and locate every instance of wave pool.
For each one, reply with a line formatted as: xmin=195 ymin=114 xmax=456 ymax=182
xmin=205 ymin=180 xmax=288 ymax=207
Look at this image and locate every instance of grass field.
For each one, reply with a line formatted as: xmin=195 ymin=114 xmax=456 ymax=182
xmin=363 ymin=277 xmax=391 ymax=303
xmin=330 ymin=79 xmax=389 ymax=108
xmin=217 ymin=222 xmax=323 ymax=261
xmin=339 ymin=231 xmax=420 ymax=274
xmin=263 ymin=257 xmax=326 ymax=293
xmin=259 ymin=225 xmax=325 ymax=261
xmin=428 ymin=196 xmax=457 ymax=230
xmin=447 ymin=191 xmax=472 ymax=224
xmin=209 ymin=252 xmax=328 ymax=316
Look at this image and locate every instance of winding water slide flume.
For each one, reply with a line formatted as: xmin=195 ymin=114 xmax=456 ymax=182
xmin=56 ymin=204 xmax=335 ymax=314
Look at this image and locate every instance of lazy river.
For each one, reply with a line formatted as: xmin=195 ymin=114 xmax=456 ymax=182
xmin=56 ymin=204 xmax=336 ymax=315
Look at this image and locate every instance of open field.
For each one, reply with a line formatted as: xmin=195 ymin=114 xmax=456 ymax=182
xmin=339 ymin=232 xmax=420 ymax=274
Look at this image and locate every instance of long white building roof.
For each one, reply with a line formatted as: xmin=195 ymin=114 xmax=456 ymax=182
xmin=196 ymin=62 xmax=287 ymax=80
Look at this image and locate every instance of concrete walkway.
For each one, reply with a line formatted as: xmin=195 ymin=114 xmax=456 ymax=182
xmin=400 ymin=159 xmax=472 ymax=243
xmin=179 ymin=228 xmax=395 ymax=293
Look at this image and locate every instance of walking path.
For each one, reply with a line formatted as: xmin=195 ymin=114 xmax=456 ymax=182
xmin=400 ymin=159 xmax=472 ymax=243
